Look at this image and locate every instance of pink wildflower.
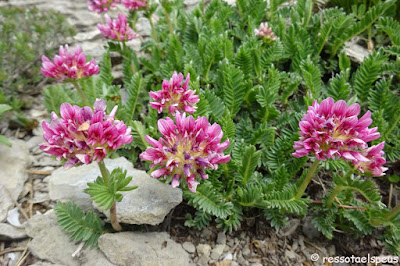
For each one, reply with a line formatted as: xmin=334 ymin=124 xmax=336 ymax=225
xmin=254 ymin=22 xmax=277 ymax=41
xmin=40 ymin=99 xmax=132 ymax=169
xmin=149 ymin=72 xmax=199 ymax=115
xmin=88 ymin=0 xmax=119 ymax=13
xmin=121 ymin=0 xmax=147 ymax=10
xmin=139 ymin=112 xmax=231 ymax=192
xmin=352 ymin=142 xmax=388 ymax=176
xmin=41 ymin=45 xmax=99 ymax=82
xmin=293 ymin=97 xmax=382 ymax=164
xmin=97 ymin=14 xmax=138 ymax=41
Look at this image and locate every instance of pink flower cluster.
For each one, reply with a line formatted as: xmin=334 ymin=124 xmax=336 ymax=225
xmin=140 ymin=112 xmax=231 ymax=192
xmin=121 ymin=0 xmax=147 ymax=10
xmin=293 ymin=97 xmax=387 ymax=176
xmin=41 ymin=45 xmax=99 ymax=82
xmin=97 ymin=14 xmax=138 ymax=41
xmin=88 ymin=0 xmax=119 ymax=13
xmin=149 ymin=72 xmax=200 ymax=115
xmin=254 ymin=22 xmax=277 ymax=41
xmin=40 ymin=99 xmax=132 ymax=169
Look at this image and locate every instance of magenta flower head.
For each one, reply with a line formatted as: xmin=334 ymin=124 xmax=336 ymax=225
xmin=149 ymin=72 xmax=200 ymax=115
xmin=88 ymin=0 xmax=119 ymax=13
xmin=139 ymin=112 xmax=231 ymax=192
xmin=352 ymin=142 xmax=388 ymax=176
xmin=121 ymin=0 xmax=147 ymax=10
xmin=97 ymin=14 xmax=138 ymax=41
xmin=41 ymin=45 xmax=99 ymax=82
xmin=254 ymin=22 xmax=277 ymax=41
xmin=292 ymin=97 xmax=386 ymax=175
xmin=40 ymin=99 xmax=133 ymax=169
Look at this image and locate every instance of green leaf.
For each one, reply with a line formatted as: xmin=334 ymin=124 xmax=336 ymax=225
xmin=54 ymin=201 xmax=105 ymax=248
xmin=239 ymin=145 xmax=261 ymax=186
xmin=0 ymin=104 xmax=12 ymax=116
xmin=300 ymin=57 xmax=322 ymax=99
xmin=99 ymin=51 xmax=113 ymax=86
xmin=0 ymin=135 xmax=11 ymax=147
xmin=84 ymin=168 xmax=137 ymax=210
xmin=185 ymin=182 xmax=233 ymax=218
xmin=343 ymin=209 xmax=374 ymax=234
xmin=352 ymin=50 xmax=387 ymax=102
xmin=130 ymin=120 xmax=149 ymax=151
xmin=122 ymin=73 xmax=144 ymax=122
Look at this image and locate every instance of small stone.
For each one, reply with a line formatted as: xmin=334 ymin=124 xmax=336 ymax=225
xmin=0 ymin=185 xmax=14 ymax=222
xmin=250 ymin=263 xmax=263 ymax=266
xmin=302 ymin=217 xmax=321 ymax=239
xmin=280 ymin=219 xmax=300 ymax=236
xmin=242 ymin=245 xmax=251 ymax=257
xmin=197 ymin=255 xmax=209 ymax=266
xmin=0 ymin=223 xmax=27 ymax=240
xmin=217 ymin=231 xmax=227 ymax=245
xmin=201 ymin=228 xmax=213 ymax=238
xmin=211 ymin=244 xmax=225 ymax=260
xmin=223 ymin=252 xmax=233 ymax=260
xmin=0 ymin=139 xmax=31 ymax=200
xmin=182 ymin=242 xmax=196 ymax=253
xmin=285 ymin=250 xmax=296 ymax=260
xmin=26 ymin=136 xmax=44 ymax=150
xmin=136 ymin=17 xmax=151 ymax=37
xmin=197 ymin=244 xmax=211 ymax=257
xmin=98 ymin=232 xmax=191 ymax=266
xmin=216 ymin=260 xmax=232 ymax=266
xmin=231 ymin=262 xmax=239 ymax=266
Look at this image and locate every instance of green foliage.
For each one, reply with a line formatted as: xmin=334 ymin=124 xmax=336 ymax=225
xmin=54 ymin=201 xmax=105 ymax=248
xmin=85 ymin=168 xmax=138 ymax=210
xmin=0 ymin=6 xmax=75 ymax=95
xmin=0 ymin=103 xmax=12 ymax=146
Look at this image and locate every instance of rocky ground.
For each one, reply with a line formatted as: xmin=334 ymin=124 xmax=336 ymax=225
xmin=0 ymin=0 xmax=391 ymax=265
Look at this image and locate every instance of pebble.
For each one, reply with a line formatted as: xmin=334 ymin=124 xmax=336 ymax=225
xmin=217 ymin=231 xmax=227 ymax=245
xmin=211 ymin=244 xmax=225 ymax=260
xmin=182 ymin=241 xmax=196 ymax=254
xmin=197 ymin=244 xmax=211 ymax=257
xmin=242 ymin=245 xmax=251 ymax=257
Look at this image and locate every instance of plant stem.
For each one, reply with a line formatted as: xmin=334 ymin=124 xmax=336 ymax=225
xmin=98 ymin=160 xmax=110 ymax=185
xmin=326 ymin=170 xmax=354 ymax=207
xmin=385 ymin=204 xmax=400 ymax=221
xmin=163 ymin=7 xmax=173 ymax=34
xmin=326 ymin=185 xmax=345 ymax=207
xmin=295 ymin=160 xmax=320 ymax=199
xmin=110 ymin=201 xmax=122 ymax=231
xmin=148 ymin=16 xmax=159 ymax=44
xmin=97 ymin=160 xmax=122 ymax=231
xmin=71 ymin=81 xmax=90 ymax=106
xmin=383 ymin=113 xmax=400 ymax=141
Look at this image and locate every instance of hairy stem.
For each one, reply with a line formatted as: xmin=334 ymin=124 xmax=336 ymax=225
xmin=110 ymin=201 xmax=122 ymax=231
xmin=148 ymin=16 xmax=159 ymax=44
xmin=97 ymin=160 xmax=121 ymax=231
xmin=385 ymin=204 xmax=400 ymax=221
xmin=295 ymin=160 xmax=320 ymax=199
xmin=71 ymin=81 xmax=90 ymax=106
xmin=326 ymin=185 xmax=345 ymax=207
xmin=163 ymin=7 xmax=173 ymax=34
xmin=98 ymin=160 xmax=110 ymax=185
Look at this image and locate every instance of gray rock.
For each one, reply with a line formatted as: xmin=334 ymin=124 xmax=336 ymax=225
xmin=211 ymin=244 xmax=225 ymax=260
xmin=26 ymin=210 xmax=114 ymax=266
xmin=48 ymin=157 xmax=182 ymax=225
xmin=136 ymin=17 xmax=151 ymax=37
xmin=98 ymin=232 xmax=192 ymax=266
xmin=242 ymin=245 xmax=251 ymax=257
xmin=0 ymin=185 xmax=14 ymax=222
xmin=280 ymin=218 xmax=300 ymax=236
xmin=0 ymin=139 xmax=31 ymax=200
xmin=197 ymin=255 xmax=209 ymax=266
xmin=284 ymin=250 xmax=297 ymax=260
xmin=197 ymin=244 xmax=211 ymax=257
xmin=217 ymin=231 xmax=227 ymax=245
xmin=182 ymin=241 xmax=196 ymax=253
xmin=26 ymin=136 xmax=44 ymax=150
xmin=302 ymin=216 xmax=321 ymax=239
xmin=0 ymin=223 xmax=27 ymax=240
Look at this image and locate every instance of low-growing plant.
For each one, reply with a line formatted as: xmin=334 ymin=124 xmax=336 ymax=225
xmin=41 ymin=0 xmax=400 ymax=254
